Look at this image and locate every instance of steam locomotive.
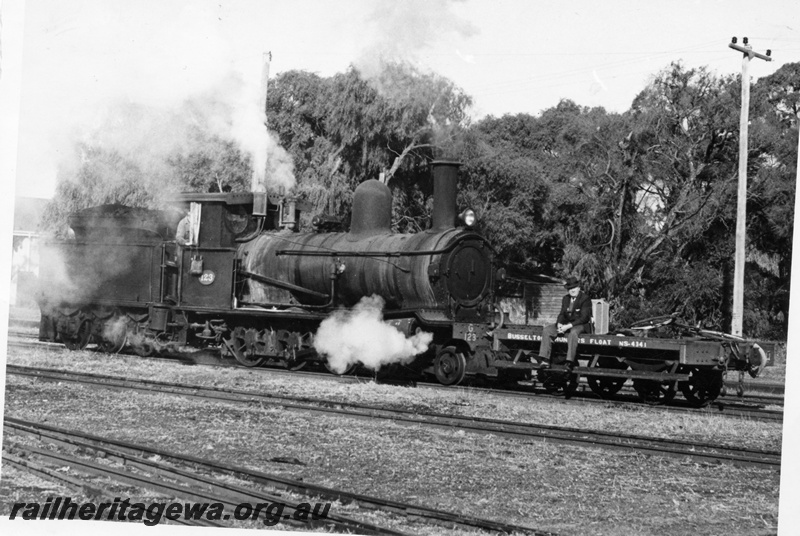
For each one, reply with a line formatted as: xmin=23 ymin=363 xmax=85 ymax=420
xmin=38 ymin=162 xmax=770 ymax=406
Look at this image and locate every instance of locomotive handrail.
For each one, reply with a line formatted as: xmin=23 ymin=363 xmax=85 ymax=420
xmin=238 ymin=269 xmax=330 ymax=300
xmin=274 ymin=231 xmax=489 ymax=258
xmin=275 ymin=247 xmax=457 ymax=257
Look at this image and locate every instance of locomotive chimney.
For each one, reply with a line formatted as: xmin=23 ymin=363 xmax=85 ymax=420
xmin=431 ymin=160 xmax=460 ymax=231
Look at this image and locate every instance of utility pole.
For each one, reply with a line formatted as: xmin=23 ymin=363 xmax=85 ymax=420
xmin=728 ymin=37 xmax=772 ymax=337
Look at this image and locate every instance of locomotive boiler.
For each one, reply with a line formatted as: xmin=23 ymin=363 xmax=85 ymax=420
xmin=238 ymin=165 xmax=493 ymax=319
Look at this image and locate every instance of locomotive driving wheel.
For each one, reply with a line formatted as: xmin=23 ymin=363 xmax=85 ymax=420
xmin=434 ymin=346 xmax=467 ymax=386
xmin=586 ymin=356 xmax=628 ymax=398
xmin=98 ymin=332 xmax=126 ymax=354
xmin=227 ymin=327 xmax=266 ymax=368
xmin=680 ymin=368 xmax=723 ymax=408
xmin=633 ymin=380 xmax=676 ymax=405
xmin=98 ymin=317 xmax=127 ymax=353
xmin=61 ymin=319 xmax=92 ymax=351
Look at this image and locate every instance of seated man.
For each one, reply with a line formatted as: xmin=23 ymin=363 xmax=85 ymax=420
xmin=538 ymin=276 xmax=592 ymax=369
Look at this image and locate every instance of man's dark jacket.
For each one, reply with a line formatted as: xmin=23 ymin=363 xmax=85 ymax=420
xmin=557 ymin=292 xmax=593 ymax=327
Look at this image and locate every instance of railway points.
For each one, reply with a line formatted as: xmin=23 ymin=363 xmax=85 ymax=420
xmin=4 ymin=417 xmax=551 ymax=535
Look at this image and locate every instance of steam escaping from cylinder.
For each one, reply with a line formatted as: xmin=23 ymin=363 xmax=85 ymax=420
xmin=314 ymin=295 xmax=433 ymax=374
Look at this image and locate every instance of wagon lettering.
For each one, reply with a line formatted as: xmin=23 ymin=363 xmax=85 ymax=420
xmin=507 ymin=333 xmax=535 ymax=341
xmin=619 ymin=340 xmax=647 ymax=348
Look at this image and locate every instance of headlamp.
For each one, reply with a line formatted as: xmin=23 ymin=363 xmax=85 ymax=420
xmin=459 ymin=209 xmax=476 ymax=227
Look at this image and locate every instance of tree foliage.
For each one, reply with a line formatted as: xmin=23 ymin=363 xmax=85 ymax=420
xmin=462 ymin=62 xmax=796 ymax=338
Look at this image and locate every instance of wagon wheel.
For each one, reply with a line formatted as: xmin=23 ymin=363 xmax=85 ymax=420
xmin=586 ymin=356 xmax=628 ymax=398
xmin=563 ymin=373 xmax=579 ymax=399
xmin=227 ymin=327 xmax=265 ymax=367
xmin=539 ymin=368 xmax=562 ymax=393
xmin=539 ymin=368 xmax=579 ymax=397
xmin=434 ymin=346 xmax=467 ymax=386
xmin=680 ymin=368 xmax=723 ymax=408
xmin=633 ymin=379 xmax=676 ymax=405
xmin=61 ymin=319 xmax=92 ymax=351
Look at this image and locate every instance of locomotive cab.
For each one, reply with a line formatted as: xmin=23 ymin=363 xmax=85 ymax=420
xmin=165 ymin=192 xmax=305 ymax=310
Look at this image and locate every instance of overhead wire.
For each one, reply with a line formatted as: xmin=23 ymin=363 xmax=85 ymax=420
xmin=468 ymin=38 xmax=724 ymax=93
xmin=469 ymin=38 xmax=791 ymax=101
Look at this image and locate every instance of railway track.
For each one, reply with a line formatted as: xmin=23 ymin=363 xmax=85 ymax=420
xmin=4 ymin=417 xmax=551 ymax=535
xmin=7 ymin=364 xmax=782 ymax=469
xmin=6 ymin=336 xmax=783 ymax=421
xmin=2 ymin=450 xmax=223 ymax=528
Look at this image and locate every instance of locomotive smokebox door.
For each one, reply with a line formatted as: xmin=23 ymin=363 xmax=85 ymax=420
xmin=445 ymin=241 xmax=491 ymax=306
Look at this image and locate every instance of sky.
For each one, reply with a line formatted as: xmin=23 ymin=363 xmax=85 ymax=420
xmin=2 ymin=0 xmax=799 ymax=199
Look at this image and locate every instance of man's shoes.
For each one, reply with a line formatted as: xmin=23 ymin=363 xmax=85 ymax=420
xmin=564 ymin=360 xmax=575 ymax=371
xmin=538 ymin=357 xmax=550 ymax=368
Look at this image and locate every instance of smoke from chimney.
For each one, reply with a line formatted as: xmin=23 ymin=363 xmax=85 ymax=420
xmin=355 ymin=0 xmax=478 ymax=82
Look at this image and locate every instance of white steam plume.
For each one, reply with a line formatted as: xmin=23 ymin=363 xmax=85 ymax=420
xmin=355 ymin=0 xmax=478 ymax=81
xmin=232 ymin=51 xmax=295 ymax=192
xmin=314 ymin=295 xmax=433 ymax=373
xmin=264 ymin=130 xmax=296 ymax=192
